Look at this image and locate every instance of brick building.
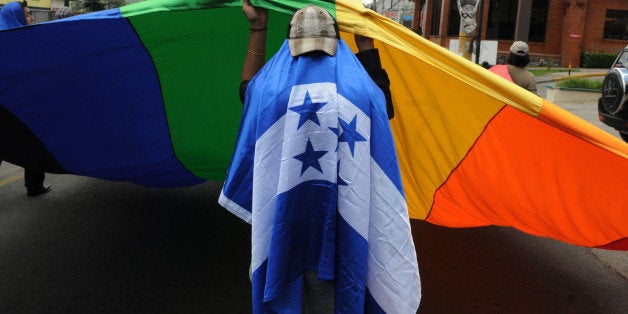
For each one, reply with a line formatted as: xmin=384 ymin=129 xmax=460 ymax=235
xmin=412 ymin=0 xmax=628 ymax=67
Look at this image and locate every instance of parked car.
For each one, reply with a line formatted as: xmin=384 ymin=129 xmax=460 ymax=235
xmin=598 ymin=45 xmax=628 ymax=142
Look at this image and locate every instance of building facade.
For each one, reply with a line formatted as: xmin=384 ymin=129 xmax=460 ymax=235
xmin=409 ymin=0 xmax=628 ymax=67
xmin=370 ymin=0 xmax=416 ymax=29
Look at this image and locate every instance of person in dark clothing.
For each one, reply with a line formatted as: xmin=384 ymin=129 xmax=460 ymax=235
xmin=238 ymin=1 xmax=397 ymax=312
xmin=0 ymin=1 xmax=51 ymax=196
xmin=489 ymin=41 xmax=537 ymax=94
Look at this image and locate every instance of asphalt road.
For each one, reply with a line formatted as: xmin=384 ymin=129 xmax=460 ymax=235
xmin=0 ymin=75 xmax=626 ymax=313
xmin=1 ymin=170 xmax=627 ymax=313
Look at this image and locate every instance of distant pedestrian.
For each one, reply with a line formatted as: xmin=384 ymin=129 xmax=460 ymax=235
xmin=55 ymin=6 xmax=73 ymax=19
xmin=490 ymin=41 xmax=537 ymax=94
xmin=0 ymin=1 xmax=33 ymax=29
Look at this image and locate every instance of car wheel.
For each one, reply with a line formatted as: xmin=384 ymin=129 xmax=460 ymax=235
xmin=601 ymin=69 xmax=628 ymax=116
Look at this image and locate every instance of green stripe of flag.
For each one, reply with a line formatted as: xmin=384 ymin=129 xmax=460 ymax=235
xmin=122 ymin=0 xmax=335 ymax=179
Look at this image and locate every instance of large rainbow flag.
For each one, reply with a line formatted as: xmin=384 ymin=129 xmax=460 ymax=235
xmin=0 ymin=0 xmax=626 ymax=250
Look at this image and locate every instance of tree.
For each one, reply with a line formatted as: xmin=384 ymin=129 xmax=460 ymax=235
xmin=71 ymin=0 xmax=127 ymax=13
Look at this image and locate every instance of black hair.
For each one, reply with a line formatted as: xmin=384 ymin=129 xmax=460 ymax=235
xmin=20 ymin=1 xmax=28 ymax=8
xmin=507 ymin=52 xmax=530 ymax=68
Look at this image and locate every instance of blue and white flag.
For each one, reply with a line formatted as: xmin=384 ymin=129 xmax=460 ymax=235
xmin=219 ymin=40 xmax=420 ymax=313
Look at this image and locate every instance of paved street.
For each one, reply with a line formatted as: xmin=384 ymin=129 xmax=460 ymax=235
xmin=0 ymin=69 xmax=626 ymax=313
xmin=535 ymin=68 xmax=619 ymax=136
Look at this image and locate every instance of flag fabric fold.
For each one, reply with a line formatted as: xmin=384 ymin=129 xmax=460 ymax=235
xmin=218 ymin=40 xmax=420 ymax=313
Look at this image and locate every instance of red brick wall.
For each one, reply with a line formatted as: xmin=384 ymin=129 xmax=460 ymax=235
xmin=541 ymin=0 xmax=567 ymax=56
xmin=562 ymin=0 xmax=588 ymax=67
xmin=582 ymin=0 xmax=628 ymax=54
xmin=419 ymin=0 xmax=628 ymax=67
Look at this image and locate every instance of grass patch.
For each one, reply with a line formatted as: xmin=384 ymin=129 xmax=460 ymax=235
xmin=556 ymin=77 xmax=603 ymax=90
xmin=529 ymin=68 xmax=579 ymax=76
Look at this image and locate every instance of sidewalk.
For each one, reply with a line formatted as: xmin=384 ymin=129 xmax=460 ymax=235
xmin=534 ymin=67 xmax=607 ymax=84
xmin=534 ymin=68 xmax=606 ymax=102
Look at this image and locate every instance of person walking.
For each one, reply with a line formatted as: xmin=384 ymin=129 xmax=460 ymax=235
xmin=490 ymin=41 xmax=537 ymax=94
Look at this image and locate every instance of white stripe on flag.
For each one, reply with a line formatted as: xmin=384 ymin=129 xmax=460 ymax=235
xmin=277 ymin=83 xmax=338 ymax=194
xmin=251 ymin=114 xmax=286 ymax=272
xmin=365 ymin=162 xmax=421 ymax=313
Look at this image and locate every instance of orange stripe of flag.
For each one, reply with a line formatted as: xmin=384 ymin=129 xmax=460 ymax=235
xmin=428 ymin=105 xmax=628 ymax=247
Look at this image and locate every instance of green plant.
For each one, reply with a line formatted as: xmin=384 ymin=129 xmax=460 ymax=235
xmin=546 ymin=58 xmax=554 ymax=71
xmin=582 ymin=51 xmax=618 ymax=68
xmin=71 ymin=0 xmax=126 ymax=13
xmin=556 ymin=78 xmax=603 ymax=90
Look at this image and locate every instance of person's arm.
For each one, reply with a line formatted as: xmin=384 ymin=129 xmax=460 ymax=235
xmin=354 ymin=34 xmax=394 ymax=119
xmin=240 ymin=0 xmax=268 ymax=103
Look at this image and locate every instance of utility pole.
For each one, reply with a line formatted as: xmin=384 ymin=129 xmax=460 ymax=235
xmin=474 ymin=0 xmax=484 ymax=64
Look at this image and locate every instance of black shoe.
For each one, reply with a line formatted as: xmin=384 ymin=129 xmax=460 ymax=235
xmin=27 ymin=184 xmax=51 ymax=197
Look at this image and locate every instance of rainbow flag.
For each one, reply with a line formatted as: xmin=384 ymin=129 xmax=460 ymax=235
xmin=0 ymin=0 xmax=626 ymax=250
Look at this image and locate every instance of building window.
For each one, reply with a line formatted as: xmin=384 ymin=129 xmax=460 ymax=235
xmin=447 ymin=3 xmax=460 ymax=36
xmin=528 ymin=0 xmax=548 ymax=42
xmin=604 ymin=10 xmax=628 ymax=40
xmin=430 ymin=0 xmax=442 ymax=35
xmin=486 ymin=0 xmax=517 ymax=40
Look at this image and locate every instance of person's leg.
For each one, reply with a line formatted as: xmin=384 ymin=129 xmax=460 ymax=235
xmin=302 ymin=270 xmax=334 ymax=314
xmin=24 ymin=169 xmax=50 ymax=196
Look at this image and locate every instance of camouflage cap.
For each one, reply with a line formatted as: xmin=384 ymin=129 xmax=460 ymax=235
xmin=287 ymin=5 xmax=339 ymax=57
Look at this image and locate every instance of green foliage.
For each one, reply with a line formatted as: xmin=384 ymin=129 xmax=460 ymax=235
xmin=71 ymin=0 xmax=127 ymax=13
xmin=556 ymin=78 xmax=603 ymax=90
xmin=582 ymin=51 xmax=618 ymax=68
xmin=546 ymin=58 xmax=554 ymax=71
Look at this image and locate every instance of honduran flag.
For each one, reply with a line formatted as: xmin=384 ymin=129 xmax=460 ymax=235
xmin=218 ymin=40 xmax=421 ymax=312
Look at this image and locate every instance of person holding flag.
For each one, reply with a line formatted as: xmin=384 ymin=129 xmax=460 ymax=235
xmin=219 ymin=1 xmax=420 ymax=312
xmin=0 ymin=1 xmax=52 ymax=197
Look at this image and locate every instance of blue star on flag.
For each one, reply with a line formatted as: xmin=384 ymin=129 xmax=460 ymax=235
xmin=339 ymin=116 xmax=366 ymax=156
xmin=290 ymin=91 xmax=327 ymax=129
xmin=293 ymin=138 xmax=328 ymax=175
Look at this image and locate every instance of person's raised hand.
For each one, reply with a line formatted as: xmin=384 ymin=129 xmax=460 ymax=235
xmin=354 ymin=34 xmax=375 ymax=51
xmin=243 ymin=0 xmax=268 ymax=30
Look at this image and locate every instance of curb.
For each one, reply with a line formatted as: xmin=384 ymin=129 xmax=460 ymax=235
xmin=537 ymin=72 xmax=606 ymax=84
xmin=553 ymin=72 xmax=606 ymax=81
